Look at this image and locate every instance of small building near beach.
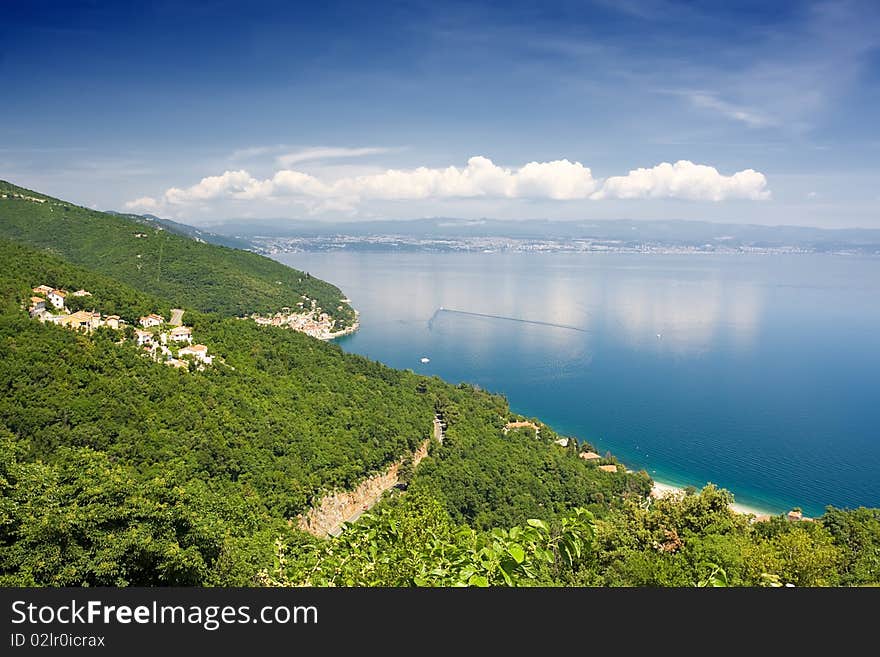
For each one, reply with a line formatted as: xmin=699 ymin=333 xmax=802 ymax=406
xmin=598 ymin=464 xmax=619 ymax=473
xmin=579 ymin=451 xmax=601 ymax=461
xmin=504 ymin=420 xmax=541 ymax=436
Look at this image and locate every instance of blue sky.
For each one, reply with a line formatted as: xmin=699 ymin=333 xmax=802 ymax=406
xmin=2 ymin=0 xmax=879 ymax=227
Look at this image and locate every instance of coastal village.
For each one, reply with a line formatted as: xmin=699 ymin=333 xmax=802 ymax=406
xmin=26 ymin=285 xmax=217 ymax=371
xmin=249 ymin=294 xmax=359 ymax=340
xmin=26 ymin=283 xmax=359 ymax=370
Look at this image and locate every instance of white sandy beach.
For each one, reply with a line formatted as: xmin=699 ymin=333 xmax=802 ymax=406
xmin=650 ymin=480 xmax=775 ymax=519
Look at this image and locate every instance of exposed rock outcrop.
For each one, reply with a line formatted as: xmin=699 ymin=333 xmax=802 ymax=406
xmin=296 ymin=435 xmax=433 ymax=537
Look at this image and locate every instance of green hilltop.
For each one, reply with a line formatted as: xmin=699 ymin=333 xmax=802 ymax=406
xmin=1 ymin=181 xmax=878 ymax=588
xmin=0 ymin=180 xmax=354 ymax=324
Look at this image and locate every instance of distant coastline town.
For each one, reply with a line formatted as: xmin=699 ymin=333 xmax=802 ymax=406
xmin=252 ymin=234 xmax=879 ymax=257
xmin=247 ymin=294 xmax=359 ymax=340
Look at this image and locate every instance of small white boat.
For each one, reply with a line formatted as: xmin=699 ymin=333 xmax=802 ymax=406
xmin=420 ymin=357 xmax=430 ymax=364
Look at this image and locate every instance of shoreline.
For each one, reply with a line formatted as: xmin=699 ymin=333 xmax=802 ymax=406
xmin=650 ymin=479 xmax=776 ymax=519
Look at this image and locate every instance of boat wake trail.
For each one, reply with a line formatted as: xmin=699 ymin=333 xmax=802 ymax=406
xmin=429 ymin=307 xmax=589 ymax=333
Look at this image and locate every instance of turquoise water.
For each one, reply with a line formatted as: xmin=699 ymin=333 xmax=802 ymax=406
xmin=275 ymin=251 xmax=880 ymax=516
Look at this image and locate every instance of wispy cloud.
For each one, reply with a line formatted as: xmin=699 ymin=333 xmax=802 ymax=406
xmin=680 ymin=1 xmax=880 ymax=134
xmin=275 ymin=146 xmax=399 ymax=168
xmin=590 ymin=0 xmax=689 ymax=21
xmin=228 ymin=145 xmax=284 ymax=161
xmin=686 ymin=92 xmax=773 ymax=128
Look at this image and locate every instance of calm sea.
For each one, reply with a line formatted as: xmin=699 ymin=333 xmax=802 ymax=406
xmin=275 ymin=251 xmax=880 ymax=516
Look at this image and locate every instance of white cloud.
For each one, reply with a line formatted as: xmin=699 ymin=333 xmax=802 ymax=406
xmin=125 ymin=196 xmax=159 ymax=211
xmin=128 ymin=156 xmax=770 ymax=214
xmin=155 ymin=156 xmax=599 ymax=206
xmin=331 ymin=156 xmax=598 ymax=201
xmin=276 ymin=146 xmax=397 ymax=168
xmin=592 ymin=160 xmax=770 ymax=201
xmin=164 ymin=170 xmax=258 ymax=204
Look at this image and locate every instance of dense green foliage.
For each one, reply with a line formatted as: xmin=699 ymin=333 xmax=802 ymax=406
xmin=268 ymin=486 xmax=880 ymax=587
xmin=414 ymin=393 xmax=652 ymax=529
xmin=0 ymin=428 xmax=284 ymax=586
xmin=262 ymin=491 xmax=597 ymax=587
xmin=0 ymin=180 xmax=354 ymax=324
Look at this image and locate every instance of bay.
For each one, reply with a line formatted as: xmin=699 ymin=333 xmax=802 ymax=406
xmin=274 ymin=251 xmax=880 ymax=517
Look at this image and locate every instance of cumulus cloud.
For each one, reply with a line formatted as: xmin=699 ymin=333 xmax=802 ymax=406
xmin=125 ymin=196 xmax=159 ymax=211
xmin=128 ymin=156 xmax=770 ymax=213
xmin=592 ymin=160 xmax=770 ymax=201
xmin=164 ymin=170 xmax=258 ymax=204
xmin=155 ymin=156 xmax=599 ymax=206
xmin=335 ymin=156 xmax=598 ymax=201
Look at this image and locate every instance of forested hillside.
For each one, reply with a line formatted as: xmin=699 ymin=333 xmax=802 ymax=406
xmin=0 ymin=181 xmax=354 ymax=324
xmin=0 ymin=237 xmax=655 ymax=585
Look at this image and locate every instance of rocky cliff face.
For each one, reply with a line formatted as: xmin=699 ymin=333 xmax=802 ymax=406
xmin=297 ymin=438 xmax=431 ymax=537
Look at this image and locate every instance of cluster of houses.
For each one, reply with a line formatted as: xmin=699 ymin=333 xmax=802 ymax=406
xmin=133 ymin=313 xmax=213 ymax=370
xmin=27 ymin=284 xmax=215 ymax=371
xmin=1 ymin=191 xmax=47 ymax=203
xmin=28 ymin=285 xmax=116 ymax=331
xmin=571 ymin=443 xmax=619 ymax=472
xmin=250 ymin=296 xmax=357 ymax=340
